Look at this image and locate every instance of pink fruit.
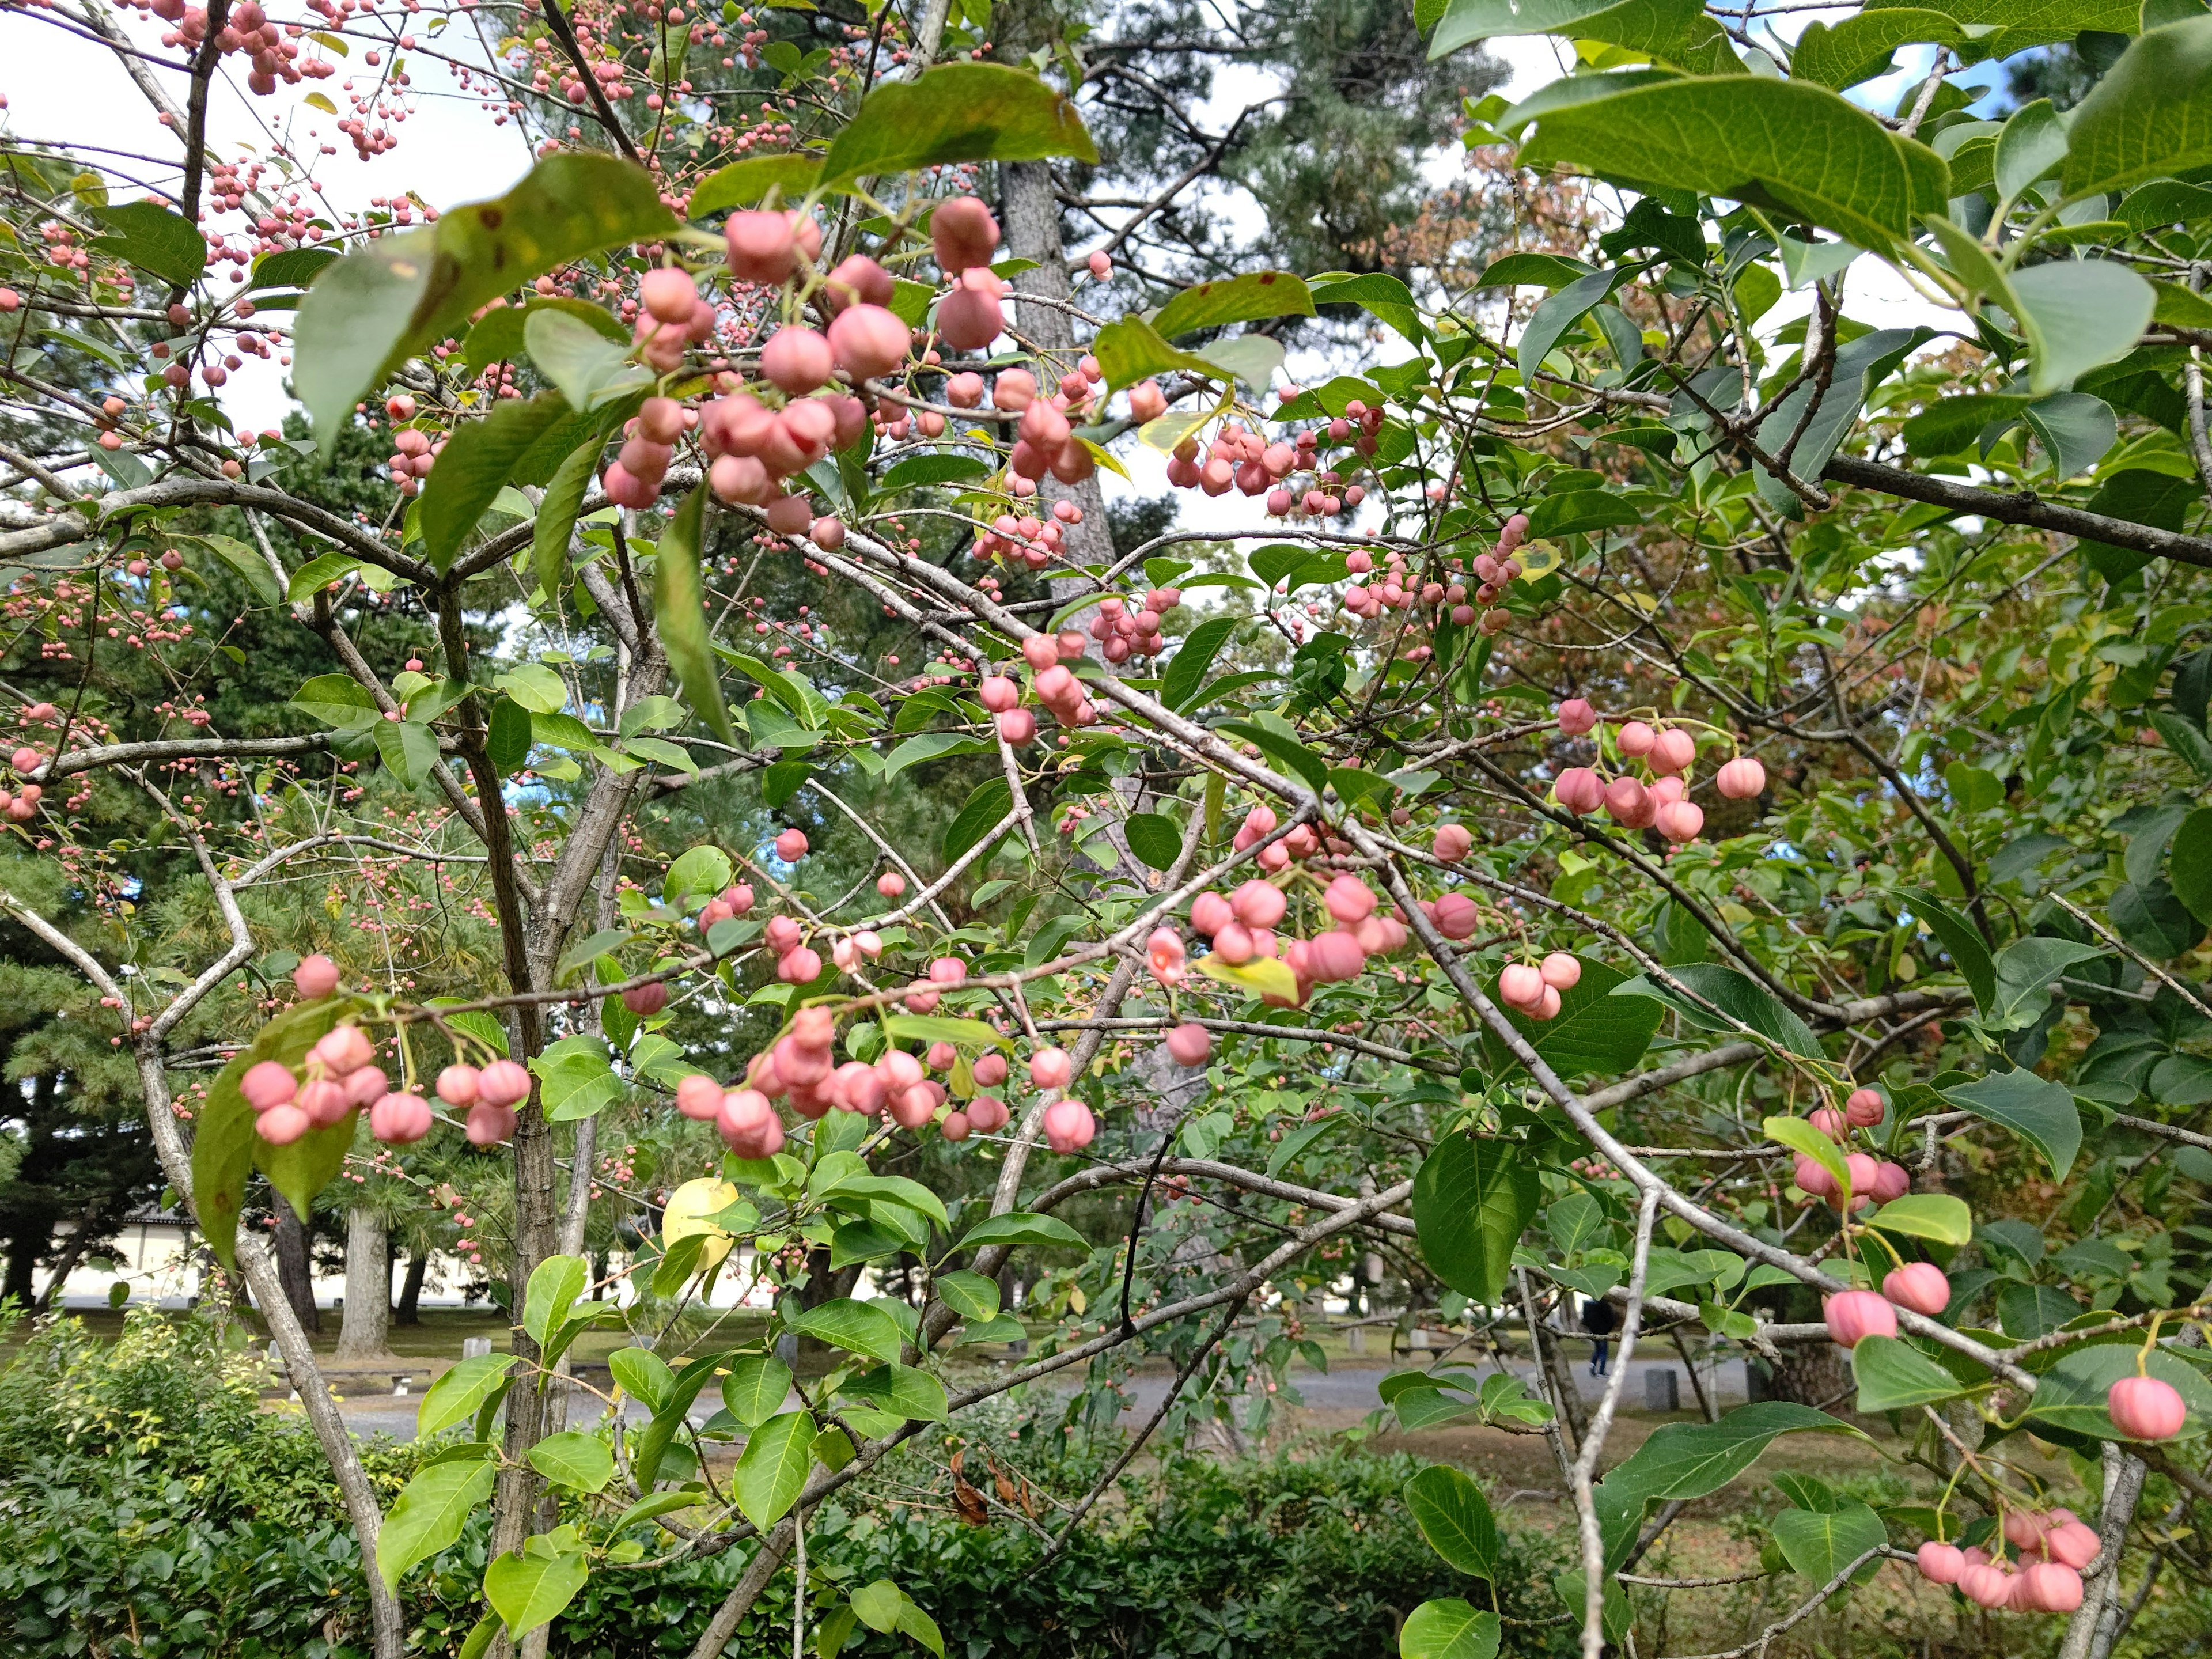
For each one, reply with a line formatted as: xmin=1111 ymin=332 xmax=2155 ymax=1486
xmin=297 ymin=1078 xmax=349 ymax=1126
xmin=1869 ymin=1160 xmax=1911 ymax=1202
xmin=1231 ymin=880 xmax=1287 ymax=929
xmin=1824 ymin=1289 xmax=1897 ymax=1347
xmin=1305 ymin=930 xmax=1368 ymax=983
xmin=1555 ymin=767 xmax=1605 ymax=815
xmin=1147 ymin=928 xmax=1187 ymax=985
xmin=1324 ymin=875 xmax=1377 ymax=924
xmin=475 ymin=1059 xmax=532 ymax=1108
xmin=1043 ymin=1096 xmax=1095 ymax=1152
xmin=941 ymin=1111 xmax=971 ymax=1142
xmin=765 ymin=916 xmax=802 ymax=955
xmin=1841 ymin=1152 xmax=1879 ymax=1207
xmin=2019 ymin=1562 xmax=2083 ymax=1612
xmin=888 ymin=1081 xmax=940 ymax=1128
xmin=1191 ymin=892 xmax=1234 ymax=936
xmin=725 ymin=209 xmax=816 ymax=285
xmin=832 ymin=1062 xmax=884 ymax=1116
xmin=1883 ymin=1262 xmax=1950 ymax=1316
xmin=823 ymin=254 xmax=893 ymax=311
xmin=9 ymin=747 xmax=39 ymax=772
xmin=1809 ymin=1107 xmax=1848 ymax=1138
xmin=1540 ymin=952 xmax=1580 ymax=991
xmin=775 ymin=828 xmax=808 ymax=861
xmin=979 ymin=675 xmax=1020 ymax=712
xmin=1650 ymin=728 xmax=1697 ymax=775
xmin=1431 ymin=893 xmax=1479 ymax=940
xmin=1603 ymin=775 xmax=1653 ymax=828
xmin=1792 ymin=1153 xmax=1838 ymax=1199
xmin=240 ymin=1060 xmax=297 ymax=1112
xmin=1717 ymin=756 xmax=1766 ymax=800
xmin=672 ymin=1074 xmax=721 ymax=1120
xmin=2046 ymin=1521 xmax=2101 ymax=1569
xmin=997 ymin=709 xmax=1037 ymax=744
xmin=1656 ymin=800 xmax=1704 ymax=843
xmin=1214 ymin=921 xmax=1255 ymax=965
xmin=967 ymin=1093 xmax=1009 ymax=1132
xmin=1959 ymin=1563 xmax=2013 ymax=1609
xmin=761 ymin=325 xmax=834 ymax=395
xmin=1499 ymin=963 xmax=1544 ymax=1007
xmin=1030 ymin=1047 xmax=1073 ymax=1090
xmin=877 ymin=871 xmax=907 ymax=899
xmin=465 ymin=1102 xmax=517 ymax=1147
xmin=312 ymin=1025 xmax=374 ymax=1075
xmin=1616 ymin=720 xmax=1656 ymax=757
xmin=1845 ymin=1086 xmax=1885 ymax=1126
xmin=1532 ymin=985 xmax=1562 ymax=1021
xmin=777 ymin=946 xmax=823 ymax=983
xmin=256 ymin=1103 xmax=312 ymax=1145
xmin=1916 ymin=1541 xmax=1964 ymax=1585
xmin=436 ymin=1064 xmax=480 ymax=1107
xmin=1166 ymin=1022 xmax=1212 ymax=1067
xmin=1556 ymin=698 xmax=1597 ymax=736
xmin=623 ymin=980 xmax=670 ymax=1017
xmin=929 ymin=956 xmax=968 ymax=986
xmin=369 ymin=1092 xmax=433 ymax=1144
xmin=342 ymin=1066 xmax=389 ymax=1108
xmin=827 ymin=303 xmax=911 ymax=381
xmin=925 ymin=1042 xmax=959 ymax=1072
xmin=937 ymin=285 xmax=1005 ymax=351
xmin=717 ymin=1085 xmax=772 ymax=1139
xmin=1433 ymin=823 xmax=1473 ymax=862
xmin=293 ymin=953 xmax=340 ymax=998
xmin=972 ymin=1052 xmax=1008 ymax=1087
xmin=641 ymin=267 xmax=699 ymax=323
xmin=931 ymin=195 xmax=999 ymax=273
xmin=2109 ymin=1375 xmax=2187 ymax=1440
xmin=2004 ymin=1509 xmax=2050 ymax=1551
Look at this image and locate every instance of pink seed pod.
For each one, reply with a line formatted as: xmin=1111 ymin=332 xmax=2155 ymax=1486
xmin=832 ymin=1062 xmax=885 ymax=1116
xmin=761 ymin=325 xmax=834 ymax=395
xmin=675 ymin=1074 xmax=724 ymax=1121
xmin=1840 ymin=1152 xmax=1879 ymax=1209
xmin=979 ymin=675 xmax=1020 ymax=712
xmin=1809 ymin=1107 xmax=1848 ymax=1139
xmin=1556 ymin=698 xmax=1597 ymax=736
xmin=1030 ymin=1046 xmax=1074 ymax=1090
xmin=436 ymin=1064 xmax=481 ymax=1107
xmin=877 ymin=871 xmax=907 ymax=899
xmin=775 ymin=828 xmax=809 ymax=861
xmin=2109 ymin=1376 xmax=2188 ymax=1440
xmin=1231 ymin=879 xmax=1287 ymax=929
xmin=1603 ymin=775 xmax=1653 ymax=828
xmin=1043 ymin=1096 xmax=1096 ymax=1152
xmin=997 ymin=709 xmax=1037 ymax=745
xmin=765 ymin=916 xmax=802 ymax=955
xmin=2003 ymin=1510 xmax=2051 ymax=1551
xmin=925 ymin=1041 xmax=959 ymax=1072
xmin=717 ymin=1085 xmax=774 ymax=1140
xmin=969 ymin=1051 xmax=1008 ymax=1088
xmin=240 ymin=1060 xmax=297 ymax=1112
xmin=293 ymin=953 xmax=341 ymax=998
xmin=343 ymin=1066 xmax=389 ymax=1108
xmin=623 ymin=980 xmax=670 ymax=1017
xmin=1166 ymin=1022 xmax=1213 ymax=1067
xmin=1616 ymin=720 xmax=1657 ymax=757
xmin=1883 ymin=1262 xmax=1950 ymax=1316
xmin=1717 ymin=756 xmax=1766 ymax=800
xmin=1531 ymin=985 xmax=1562 ymax=1021
xmin=1916 ymin=1541 xmax=1965 ymax=1585
xmin=256 ymin=1102 xmax=312 ymax=1146
xmin=888 ymin=1081 xmax=941 ymax=1129
xmin=1540 ymin=952 xmax=1581 ymax=991
xmin=2045 ymin=1522 xmax=2101 ymax=1570
xmin=1792 ymin=1153 xmax=1839 ymax=1199
xmin=827 ymin=303 xmax=911 ymax=381
xmin=465 ymin=1102 xmax=517 ymax=1147
xmin=930 ymin=195 xmax=1000 ymax=273
xmin=966 ymin=1093 xmax=1009 ymax=1132
xmin=1431 ymin=893 xmax=1479 ymax=940
xmin=724 ymin=208 xmax=815 ymax=285
xmin=1305 ymin=930 xmax=1368 ymax=983
xmin=2019 ymin=1562 xmax=2083 ymax=1612
xmin=1433 ymin=823 xmax=1473 ymax=862
xmin=1650 ymin=728 xmax=1698 ymax=775
xmin=312 ymin=1024 xmax=375 ymax=1075
xmin=1656 ymin=800 xmax=1704 ymax=843
xmin=1958 ymin=1563 xmax=2014 ymax=1609
xmin=941 ymin=1111 xmax=972 ymax=1142
xmin=823 ymin=253 xmax=894 ymax=312
xmin=1146 ymin=928 xmax=1187 ymax=986
xmin=1555 ymin=767 xmax=1605 ymax=816
xmin=1823 ymin=1289 xmax=1897 ymax=1348
xmin=297 ymin=1077 xmax=349 ymax=1127
xmin=641 ymin=267 xmax=699 ymax=324
xmin=1213 ymin=920 xmax=1256 ymax=965
xmin=1650 ymin=776 xmax=1686 ymax=805
xmin=1844 ymin=1086 xmax=1885 ymax=1126
xmin=1869 ymin=1160 xmax=1911 ymax=1202
xmin=937 ymin=285 xmax=1005 ymax=351
xmin=810 ymin=516 xmax=846 ymax=550
xmin=1323 ymin=874 xmax=1377 ymax=924
xmin=1499 ymin=963 xmax=1544 ymax=1007
xmin=475 ymin=1059 xmax=532 ymax=1108
xmin=1191 ymin=892 xmax=1234 ymax=936
xmin=928 ymin=956 xmax=968 ymax=986
xmin=369 ymin=1092 xmax=434 ymax=1144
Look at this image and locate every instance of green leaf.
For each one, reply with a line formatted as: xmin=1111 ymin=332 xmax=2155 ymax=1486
xmin=2154 ymin=710 xmax=2212 ymax=778
xmin=2170 ymin=808 xmax=2212 ymax=922
xmin=881 ymin=1014 xmax=1012 ymax=1056
xmin=92 ymin=200 xmax=207 ymax=287
xmin=1869 ymin=1194 xmax=1974 ymax=1245
xmin=1310 ymin=272 xmax=1424 ymax=339
xmin=1517 ymin=77 xmax=1947 ymax=251
xmin=819 ymin=63 xmax=1096 ymax=187
xmin=1996 ymin=97 xmax=2070 ymax=203
xmin=1793 ymin=9 xmax=1963 ymax=87
xmin=2063 ymin=16 xmax=2212 ymax=200
xmin=1993 ymin=935 xmax=2107 ymax=1026
xmin=1124 ymin=812 xmax=1183 ymax=871
xmin=1491 ymin=954 xmax=1662 ymax=1079
xmin=496 ymin=664 xmax=568 ymax=715
xmin=896 ymin=1597 xmax=945 ymax=1657
xmin=1942 ymin=1069 xmax=2084 ymax=1179
xmin=732 ymin=1410 xmax=818 ymax=1530
xmin=487 ymin=696 xmax=533 ymax=776
xmin=786 ymin=1298 xmax=906 ymax=1363
xmin=373 ymin=719 xmax=440 ymax=790
xmin=419 ymin=1353 xmax=517 ymax=1435
xmin=1765 ymin=1115 xmax=1851 ymax=1194
xmin=880 ymin=453 xmax=991 ymax=493
xmin=378 ymin=1455 xmax=496 ymax=1589
xmin=1412 ymin=1135 xmax=1539 ymax=1306
xmin=533 ymin=436 xmax=604 ymax=601
xmin=528 ymin=1431 xmax=615 ymax=1493
xmin=1152 ymin=271 xmax=1316 ymax=339
xmin=608 ymin=1346 xmax=675 ymax=1411
xmin=954 ymin=1210 xmax=1088 ymax=1251
xmin=525 ymin=308 xmax=650 ymax=411
xmin=460 ymin=296 xmax=626 ymax=378
xmin=1899 ymin=887 xmax=1996 ymax=1012
xmin=942 ymin=777 xmax=1014 ymax=863
xmin=1596 ymin=1403 xmax=1868 ymax=1565
xmin=484 ymin=1542 xmax=588 ymax=1637
xmin=418 ymin=392 xmax=570 ymax=573
xmin=1092 ymin=313 xmax=1222 ymax=388
xmin=1397 ymin=1599 xmax=1501 ymax=1659
xmin=844 ymin=1361 xmax=950 ymax=1423
xmin=290 ymin=672 xmax=381 ymax=730
xmin=1771 ymin=1501 xmax=1887 ymax=1585
xmin=1524 ymin=488 xmax=1642 ymax=539
xmin=523 ymin=1253 xmax=589 ymax=1346
xmin=933 ymin=1270 xmax=1001 ymax=1321
xmin=2022 ymin=392 xmax=2118 ymax=481
xmin=1517 ymin=266 xmax=1625 ymax=382
xmin=1614 ymin=963 xmax=1823 ymax=1058
xmin=883 ymin=732 xmax=992 ymax=779
xmin=1162 ymin=616 xmax=1241 ymax=711
xmin=2005 ymin=260 xmax=2157 ymax=396
xmin=852 ymin=1580 xmax=904 ymax=1633
xmin=688 ymin=153 xmax=825 ymax=217
xmin=721 ymin=1354 xmax=795 ymax=1427
xmin=1404 ymin=1465 xmax=1498 ymax=1578
xmin=1431 ymin=0 xmax=1705 ymax=58
xmin=630 ymin=1354 xmax=723 ymax=1488
xmin=1852 ymin=1335 xmax=1974 ymax=1411
xmin=1217 ymin=717 xmax=1330 ymax=796
xmin=295 ymin=154 xmax=677 ymax=437
xmin=2029 ymin=1341 xmax=2212 ymax=1440
xmin=652 ymin=487 xmax=734 ymax=748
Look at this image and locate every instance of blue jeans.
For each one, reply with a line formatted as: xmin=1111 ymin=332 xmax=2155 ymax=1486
xmin=1590 ymin=1340 xmax=1610 ymax=1375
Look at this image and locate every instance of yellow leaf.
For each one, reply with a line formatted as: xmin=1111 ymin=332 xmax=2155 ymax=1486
xmin=1195 ymin=951 xmax=1300 ymax=1002
xmin=663 ymin=1177 xmax=738 ymax=1268
xmin=305 ymin=92 xmax=338 ymax=115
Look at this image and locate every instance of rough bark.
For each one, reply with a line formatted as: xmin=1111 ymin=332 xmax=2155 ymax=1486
xmin=1764 ymin=1339 xmax=1851 ymax=1410
xmin=395 ymin=1248 xmax=429 ymax=1324
xmin=271 ymin=1191 xmax=321 ymax=1333
xmin=335 ymin=1205 xmax=393 ymax=1359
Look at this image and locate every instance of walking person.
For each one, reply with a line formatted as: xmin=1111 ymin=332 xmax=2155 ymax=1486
xmin=1582 ymin=1294 xmax=1619 ymax=1376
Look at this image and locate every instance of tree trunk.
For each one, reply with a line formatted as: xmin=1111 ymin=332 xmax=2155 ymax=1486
xmin=271 ymin=1191 xmax=320 ymax=1334
xmin=3 ymin=1210 xmax=51 ymax=1306
xmin=396 ymin=1248 xmax=428 ymax=1325
xmin=31 ymin=1199 xmax=101 ymax=1312
xmin=335 ymin=1206 xmax=393 ymax=1359
xmin=1764 ymin=1340 xmax=1851 ymax=1410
